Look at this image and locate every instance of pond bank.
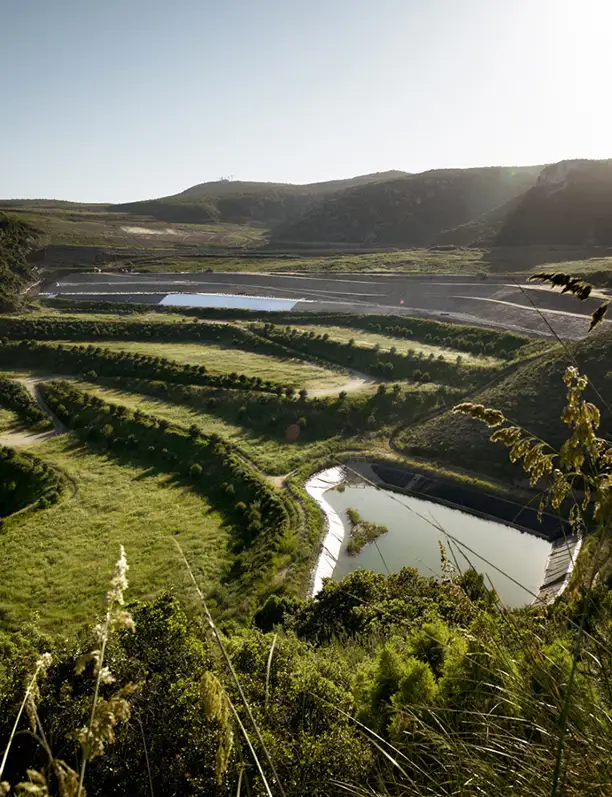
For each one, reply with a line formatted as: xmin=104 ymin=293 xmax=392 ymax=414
xmin=308 ymin=460 xmax=581 ymax=604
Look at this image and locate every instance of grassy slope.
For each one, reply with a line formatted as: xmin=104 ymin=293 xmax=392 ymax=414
xmin=0 ymin=407 xmax=20 ymax=435
xmin=0 ymin=434 xmax=230 ymax=634
xmin=0 ymin=204 xmax=267 ymax=249
xmin=396 ymin=325 xmax=612 ymax=480
xmin=57 ymin=246 xmax=612 ymax=280
xmin=52 ymin=339 xmax=350 ymax=389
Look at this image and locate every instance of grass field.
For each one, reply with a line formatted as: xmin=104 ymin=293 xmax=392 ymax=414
xmin=52 ymin=339 xmax=351 ymax=389
xmin=1 ymin=204 xmax=268 ymax=249
xmin=0 ymin=434 xmax=230 ymax=634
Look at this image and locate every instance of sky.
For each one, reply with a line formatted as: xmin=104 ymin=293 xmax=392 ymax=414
xmin=2 ymin=0 xmax=612 ymax=203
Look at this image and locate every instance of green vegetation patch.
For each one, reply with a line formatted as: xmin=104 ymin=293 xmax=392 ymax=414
xmin=0 ymin=435 xmax=230 ymax=633
xmin=345 ymin=507 xmax=389 ymax=555
xmin=39 ymin=380 xmax=295 ymax=612
xmin=0 ymin=213 xmax=38 ymax=310
xmin=251 ymin=322 xmax=493 ymax=388
xmin=288 ymin=323 xmax=503 ymax=366
xmin=54 ymin=339 xmax=348 ymax=389
xmin=0 ymin=376 xmax=51 ymax=430
xmin=0 ymin=444 xmax=64 ymax=519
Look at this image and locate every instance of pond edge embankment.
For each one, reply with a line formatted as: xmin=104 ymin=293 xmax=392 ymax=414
xmin=307 ymin=459 xmax=582 ymax=604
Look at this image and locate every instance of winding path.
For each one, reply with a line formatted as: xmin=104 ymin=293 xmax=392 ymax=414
xmin=0 ymin=377 xmax=67 ymax=448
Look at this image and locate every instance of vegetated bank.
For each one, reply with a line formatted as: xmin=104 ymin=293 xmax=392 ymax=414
xmin=0 ymin=213 xmax=39 ymax=310
xmin=42 ymin=297 xmax=541 ymax=360
xmin=0 ymin=444 xmax=65 ymax=523
xmin=396 ymin=324 xmax=612 ymax=481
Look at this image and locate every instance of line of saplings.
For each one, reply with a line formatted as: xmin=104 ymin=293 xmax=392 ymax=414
xmin=39 ymin=381 xmax=294 ymax=596
xmin=0 ymin=316 xmax=289 ymax=360
xmin=346 ymin=317 xmax=526 ymax=359
xmin=0 ymin=376 xmax=51 ymax=429
xmin=45 ymin=299 xmax=528 ymax=357
xmin=0 ymin=340 xmax=290 ymax=395
xmin=0 ymin=445 xmax=64 ymax=520
xmin=250 ymin=324 xmax=489 ymax=387
xmin=104 ymin=376 xmax=451 ymax=442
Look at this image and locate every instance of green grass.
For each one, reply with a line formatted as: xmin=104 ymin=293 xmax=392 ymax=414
xmin=52 ymin=339 xmax=350 ymax=389
xmin=72 ymin=380 xmax=374 ymax=475
xmin=0 ymin=406 xmax=19 ymax=435
xmin=88 ymin=247 xmax=612 ymax=278
xmin=0 ymin=434 xmax=230 ymax=634
xmin=16 ymin=309 xmax=200 ymax=324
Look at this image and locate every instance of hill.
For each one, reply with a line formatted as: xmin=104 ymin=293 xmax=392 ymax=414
xmin=272 ymin=166 xmax=542 ymax=246
xmin=395 ymin=323 xmax=612 ymax=480
xmin=110 ymin=171 xmax=407 ymax=226
xmin=0 ymin=213 xmax=39 ymax=309
xmin=495 ymin=159 xmax=612 ymax=246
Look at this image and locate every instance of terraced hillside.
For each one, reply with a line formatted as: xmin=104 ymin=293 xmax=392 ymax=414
xmin=0 ymin=303 xmax=546 ymax=633
xmin=2 ymin=294 xmax=611 ymax=797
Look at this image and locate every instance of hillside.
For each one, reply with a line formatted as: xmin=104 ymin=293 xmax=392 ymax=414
xmin=272 ymin=165 xmax=542 ymax=245
xmin=110 ymin=171 xmax=407 ymax=226
xmin=496 ymin=159 xmax=612 ymax=245
xmin=0 ymin=213 xmax=39 ymax=309
xmin=0 ymin=301 xmax=611 ymax=796
xmin=396 ymin=323 xmax=612 ymax=480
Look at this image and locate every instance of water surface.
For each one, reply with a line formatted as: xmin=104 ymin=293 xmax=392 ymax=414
xmin=325 ymin=485 xmax=550 ymax=606
xmin=159 ymin=293 xmax=302 ymax=311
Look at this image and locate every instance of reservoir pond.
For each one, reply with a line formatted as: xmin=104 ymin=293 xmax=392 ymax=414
xmin=325 ymin=485 xmax=551 ymax=606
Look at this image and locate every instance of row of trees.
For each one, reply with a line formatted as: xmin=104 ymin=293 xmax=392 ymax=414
xmin=0 ymin=316 xmax=288 ymax=360
xmin=43 ymin=299 xmax=531 ymax=359
xmin=0 ymin=340 xmax=291 ymax=394
xmin=252 ymin=323 xmax=488 ymax=387
xmin=110 ymin=376 xmax=453 ymax=444
xmin=40 ymin=380 xmax=294 ymax=601
xmin=0 ymin=376 xmax=50 ymax=429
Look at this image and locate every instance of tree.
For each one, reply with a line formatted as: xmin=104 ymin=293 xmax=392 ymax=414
xmin=189 ymin=462 xmax=203 ymax=478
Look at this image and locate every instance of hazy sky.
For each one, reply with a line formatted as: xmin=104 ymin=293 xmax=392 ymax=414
xmin=2 ymin=0 xmax=611 ymax=202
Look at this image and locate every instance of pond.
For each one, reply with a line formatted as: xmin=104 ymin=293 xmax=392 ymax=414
xmin=159 ymin=293 xmax=304 ymax=311
xmin=324 ymin=484 xmax=551 ymax=607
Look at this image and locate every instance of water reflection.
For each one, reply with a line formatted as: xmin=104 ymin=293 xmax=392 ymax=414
xmin=325 ymin=485 xmax=551 ymax=607
xmin=159 ymin=293 xmax=302 ymax=310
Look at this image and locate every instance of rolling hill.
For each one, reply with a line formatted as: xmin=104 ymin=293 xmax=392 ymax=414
xmin=272 ymin=166 xmax=542 ymax=246
xmin=110 ymin=171 xmax=407 ymax=226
